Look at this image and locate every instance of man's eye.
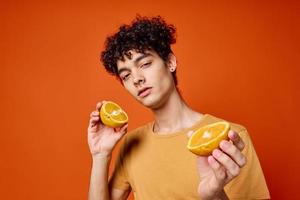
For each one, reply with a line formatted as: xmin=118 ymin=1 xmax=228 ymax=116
xmin=141 ymin=62 xmax=151 ymax=68
xmin=122 ymin=74 xmax=130 ymax=81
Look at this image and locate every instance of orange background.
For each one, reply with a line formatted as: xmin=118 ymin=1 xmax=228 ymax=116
xmin=1 ymin=1 xmax=299 ymax=199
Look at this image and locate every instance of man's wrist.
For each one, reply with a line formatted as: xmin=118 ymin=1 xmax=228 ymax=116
xmin=200 ymin=189 xmax=229 ymax=200
xmin=211 ymin=190 xmax=229 ymax=200
xmin=92 ymin=152 xmax=112 ymax=163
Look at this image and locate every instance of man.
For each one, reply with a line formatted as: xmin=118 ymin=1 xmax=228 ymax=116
xmin=87 ymin=16 xmax=270 ymax=200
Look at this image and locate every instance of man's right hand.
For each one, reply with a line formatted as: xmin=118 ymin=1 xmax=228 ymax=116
xmin=87 ymin=101 xmax=128 ymax=157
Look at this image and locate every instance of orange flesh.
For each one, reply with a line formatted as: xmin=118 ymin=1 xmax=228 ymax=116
xmin=192 ymin=124 xmax=226 ymax=146
xmin=103 ymin=103 xmax=127 ymax=122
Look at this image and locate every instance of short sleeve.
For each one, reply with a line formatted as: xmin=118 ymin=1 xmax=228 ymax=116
xmin=108 ymin=137 xmax=131 ymax=191
xmin=225 ymin=129 xmax=270 ymax=199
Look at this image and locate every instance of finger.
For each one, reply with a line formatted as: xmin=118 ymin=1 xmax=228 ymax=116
xmin=89 ymin=116 xmax=100 ymax=124
xmin=96 ymin=101 xmax=105 ymax=111
xmin=228 ymin=130 xmax=245 ymax=151
xmin=207 ymin=155 xmax=227 ymax=181
xmin=119 ymin=123 xmax=128 ymax=135
xmin=90 ymin=111 xmax=100 ymax=118
xmin=212 ymin=149 xmax=241 ymax=178
xmin=219 ymin=140 xmax=247 ymax=167
xmin=89 ymin=116 xmax=101 ymax=128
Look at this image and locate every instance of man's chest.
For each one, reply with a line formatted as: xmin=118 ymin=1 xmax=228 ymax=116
xmin=124 ymin=135 xmax=200 ymax=199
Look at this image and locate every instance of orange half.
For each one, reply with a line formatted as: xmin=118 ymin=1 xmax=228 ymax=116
xmin=187 ymin=121 xmax=230 ymax=156
xmin=99 ymin=101 xmax=128 ymax=128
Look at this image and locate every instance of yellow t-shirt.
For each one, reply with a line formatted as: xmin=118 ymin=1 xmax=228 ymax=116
xmin=109 ymin=114 xmax=270 ymax=199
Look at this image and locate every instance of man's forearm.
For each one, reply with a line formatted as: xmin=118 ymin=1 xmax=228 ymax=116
xmin=88 ymin=154 xmax=111 ymax=200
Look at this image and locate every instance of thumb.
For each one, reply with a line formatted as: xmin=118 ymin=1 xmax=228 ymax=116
xmin=118 ymin=123 xmax=128 ymax=135
xmin=187 ymin=130 xmax=195 ymax=138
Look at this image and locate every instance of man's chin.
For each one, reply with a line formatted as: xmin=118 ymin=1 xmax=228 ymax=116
xmin=137 ymin=97 xmax=152 ymax=106
xmin=138 ymin=97 xmax=163 ymax=110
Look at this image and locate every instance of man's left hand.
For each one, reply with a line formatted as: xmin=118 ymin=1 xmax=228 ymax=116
xmin=190 ymin=130 xmax=247 ymax=200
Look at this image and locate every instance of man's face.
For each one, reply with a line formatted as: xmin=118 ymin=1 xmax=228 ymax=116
xmin=117 ymin=50 xmax=176 ymax=109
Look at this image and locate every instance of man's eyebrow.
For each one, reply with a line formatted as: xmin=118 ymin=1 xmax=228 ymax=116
xmin=117 ymin=53 xmax=152 ymax=75
xmin=133 ymin=53 xmax=151 ymax=64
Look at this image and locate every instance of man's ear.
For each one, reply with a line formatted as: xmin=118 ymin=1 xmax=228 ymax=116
xmin=167 ymin=53 xmax=177 ymax=72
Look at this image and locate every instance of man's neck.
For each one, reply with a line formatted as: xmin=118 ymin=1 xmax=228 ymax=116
xmin=152 ymin=89 xmax=204 ymax=135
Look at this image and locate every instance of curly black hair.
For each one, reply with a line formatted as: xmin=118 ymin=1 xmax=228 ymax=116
xmin=100 ymin=15 xmax=178 ymax=85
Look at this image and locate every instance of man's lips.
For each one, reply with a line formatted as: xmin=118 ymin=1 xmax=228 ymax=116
xmin=138 ymin=87 xmax=152 ymax=97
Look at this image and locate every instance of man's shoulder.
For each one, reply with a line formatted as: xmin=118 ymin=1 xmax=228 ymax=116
xmin=118 ymin=122 xmax=152 ymax=153
xmin=124 ymin=122 xmax=153 ymax=140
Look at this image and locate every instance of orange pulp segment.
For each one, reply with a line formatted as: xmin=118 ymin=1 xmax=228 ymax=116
xmin=187 ymin=121 xmax=230 ymax=156
xmin=100 ymin=101 xmax=128 ymax=128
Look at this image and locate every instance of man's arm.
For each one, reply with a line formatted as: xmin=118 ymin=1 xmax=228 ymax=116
xmin=88 ymin=153 xmax=130 ymax=200
xmin=87 ymin=101 xmax=130 ymax=200
xmin=88 ymin=153 xmax=110 ymax=200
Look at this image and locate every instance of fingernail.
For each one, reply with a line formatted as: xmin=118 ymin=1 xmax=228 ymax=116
xmin=187 ymin=130 xmax=194 ymax=138
xmin=213 ymin=149 xmax=222 ymax=157
xmin=229 ymin=131 xmax=236 ymax=139
xmin=220 ymin=140 xmax=230 ymax=149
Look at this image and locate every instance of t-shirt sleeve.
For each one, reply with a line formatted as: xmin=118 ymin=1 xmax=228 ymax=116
xmin=225 ymin=129 xmax=270 ymax=199
xmin=108 ymin=137 xmax=131 ymax=191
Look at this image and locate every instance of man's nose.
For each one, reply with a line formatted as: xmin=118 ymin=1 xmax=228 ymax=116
xmin=132 ymin=71 xmax=145 ymax=85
